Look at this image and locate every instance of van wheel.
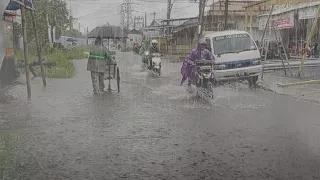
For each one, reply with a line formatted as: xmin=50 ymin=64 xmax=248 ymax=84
xmin=248 ymin=76 xmax=258 ymax=86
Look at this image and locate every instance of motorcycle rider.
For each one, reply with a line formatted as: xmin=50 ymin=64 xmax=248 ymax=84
xmin=180 ymin=39 xmax=215 ymax=86
xmin=139 ymin=39 xmax=160 ymax=68
xmin=139 ymin=39 xmax=150 ymax=65
xmin=148 ymin=40 xmax=160 ymax=66
xmin=311 ymin=42 xmax=319 ymax=57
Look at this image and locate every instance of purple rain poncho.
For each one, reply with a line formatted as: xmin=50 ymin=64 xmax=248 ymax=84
xmin=180 ymin=44 xmax=215 ymax=86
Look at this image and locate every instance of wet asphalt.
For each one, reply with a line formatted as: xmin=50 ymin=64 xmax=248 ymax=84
xmin=1 ymin=52 xmax=320 ymax=179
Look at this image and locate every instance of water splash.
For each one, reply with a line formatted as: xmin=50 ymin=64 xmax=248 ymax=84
xmin=151 ymin=82 xmax=272 ymax=110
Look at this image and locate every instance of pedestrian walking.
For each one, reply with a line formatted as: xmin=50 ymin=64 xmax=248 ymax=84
xmin=87 ymin=36 xmax=109 ymax=94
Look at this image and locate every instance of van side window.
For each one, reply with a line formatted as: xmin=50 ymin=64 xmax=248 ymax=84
xmin=205 ymin=38 xmax=212 ymax=52
xmin=205 ymin=38 xmax=211 ymax=45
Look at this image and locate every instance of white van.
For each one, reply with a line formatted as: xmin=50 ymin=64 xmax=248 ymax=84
xmin=204 ymin=30 xmax=262 ymax=84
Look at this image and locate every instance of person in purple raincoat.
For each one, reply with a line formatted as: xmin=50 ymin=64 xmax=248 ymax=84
xmin=180 ymin=39 xmax=215 ymax=86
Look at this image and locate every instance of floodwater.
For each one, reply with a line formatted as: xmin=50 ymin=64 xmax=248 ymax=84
xmin=1 ymin=52 xmax=320 ymax=179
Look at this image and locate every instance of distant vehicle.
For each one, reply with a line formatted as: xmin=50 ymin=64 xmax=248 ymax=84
xmin=204 ymin=30 xmax=262 ymax=85
xmin=66 ymin=38 xmax=77 ymax=46
xmin=142 ymin=52 xmax=161 ymax=76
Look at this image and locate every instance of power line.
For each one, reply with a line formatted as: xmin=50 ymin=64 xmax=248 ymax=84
xmin=120 ymin=0 xmax=134 ymax=30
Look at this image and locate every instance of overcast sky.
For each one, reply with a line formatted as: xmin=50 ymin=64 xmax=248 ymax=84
xmin=66 ymin=0 xmax=212 ymax=33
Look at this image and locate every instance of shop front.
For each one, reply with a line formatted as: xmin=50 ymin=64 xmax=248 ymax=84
xmin=1 ymin=3 xmax=22 ymax=87
xmin=258 ymin=2 xmax=320 ymax=56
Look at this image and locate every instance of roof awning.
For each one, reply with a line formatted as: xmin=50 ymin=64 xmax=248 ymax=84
xmin=3 ymin=10 xmax=18 ymax=17
xmin=6 ymin=0 xmax=34 ymax=10
xmin=173 ymin=19 xmax=198 ymax=33
xmin=258 ymin=1 xmax=320 ymax=17
xmin=245 ymin=0 xmax=319 ymax=9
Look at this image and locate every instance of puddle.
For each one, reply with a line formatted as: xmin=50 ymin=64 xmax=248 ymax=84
xmin=151 ymin=84 xmax=192 ymax=99
xmin=151 ymin=82 xmax=272 ymax=110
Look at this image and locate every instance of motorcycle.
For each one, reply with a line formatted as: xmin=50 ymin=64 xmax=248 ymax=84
xmin=142 ymin=51 xmax=161 ymax=76
xmin=188 ymin=59 xmax=215 ymax=99
xmin=133 ymin=46 xmax=140 ymax=54
xmin=311 ymin=46 xmax=319 ymax=58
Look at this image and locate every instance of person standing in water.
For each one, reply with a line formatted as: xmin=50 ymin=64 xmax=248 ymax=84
xmin=87 ymin=36 xmax=112 ymax=94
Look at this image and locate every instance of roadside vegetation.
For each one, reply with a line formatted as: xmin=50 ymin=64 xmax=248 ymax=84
xmin=11 ymin=0 xmax=88 ymax=79
xmin=0 ymin=133 xmax=18 ymax=179
xmin=14 ymin=46 xmax=88 ymax=78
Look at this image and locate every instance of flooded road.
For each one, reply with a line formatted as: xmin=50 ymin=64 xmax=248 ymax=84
xmin=1 ymin=52 xmax=320 ymax=179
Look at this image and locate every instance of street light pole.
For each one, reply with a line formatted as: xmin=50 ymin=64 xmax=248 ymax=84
xmin=198 ymin=0 xmax=206 ymax=40
xmin=21 ymin=0 xmax=31 ymax=98
xmin=87 ymin=27 xmax=89 ymax=45
xmin=224 ymin=0 xmax=229 ymax=30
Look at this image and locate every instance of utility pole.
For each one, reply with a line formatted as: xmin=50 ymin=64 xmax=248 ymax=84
xmin=224 ymin=0 xmax=229 ymax=30
xmin=153 ymin=12 xmax=156 ymax=20
xmin=167 ymin=0 xmax=173 ymax=35
xmin=45 ymin=0 xmax=52 ymax=48
xmin=87 ymin=27 xmax=89 ymax=45
xmin=69 ymin=16 xmax=73 ymax=30
xmin=145 ymin=12 xmax=147 ymax=27
xmin=120 ymin=0 xmax=133 ymax=30
xmin=134 ymin=16 xmax=136 ymax=29
xmin=21 ymin=1 xmax=31 ymax=99
xmin=31 ymin=11 xmax=46 ymax=87
xmin=197 ymin=0 xmax=206 ymax=39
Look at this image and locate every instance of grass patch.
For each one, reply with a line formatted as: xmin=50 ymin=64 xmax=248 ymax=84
xmin=15 ymin=46 xmax=88 ymax=78
xmin=0 ymin=133 xmax=18 ymax=180
xmin=64 ymin=46 xmax=89 ymax=60
xmin=46 ymin=49 xmax=75 ymax=78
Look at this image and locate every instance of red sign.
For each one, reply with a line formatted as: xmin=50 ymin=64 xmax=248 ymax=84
xmin=259 ymin=11 xmax=295 ymax=30
xmin=276 ymin=12 xmax=295 ymax=29
xmin=6 ymin=48 xmax=14 ymax=56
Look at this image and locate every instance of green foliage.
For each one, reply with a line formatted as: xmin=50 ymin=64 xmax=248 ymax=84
xmin=25 ymin=0 xmax=70 ymax=44
xmin=15 ymin=46 xmax=88 ymax=78
xmin=0 ymin=133 xmax=18 ymax=180
xmin=46 ymin=49 xmax=75 ymax=78
xmin=14 ymin=49 xmax=35 ymax=63
xmin=62 ymin=29 xmax=84 ymax=38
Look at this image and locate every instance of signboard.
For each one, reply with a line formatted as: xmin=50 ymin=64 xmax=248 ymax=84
xmin=258 ymin=16 xmax=269 ymax=30
xmin=299 ymin=6 xmax=318 ymax=19
xmin=258 ymin=12 xmax=295 ymax=30
xmin=276 ymin=12 xmax=295 ymax=29
xmin=5 ymin=48 xmax=14 ymax=57
xmin=213 ymin=34 xmax=249 ymax=41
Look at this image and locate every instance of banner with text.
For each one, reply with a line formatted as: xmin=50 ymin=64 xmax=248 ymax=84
xmin=299 ymin=6 xmax=318 ymax=19
xmin=258 ymin=12 xmax=295 ymax=30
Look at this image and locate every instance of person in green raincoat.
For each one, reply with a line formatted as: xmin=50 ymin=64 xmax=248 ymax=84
xmin=139 ymin=40 xmax=150 ymax=64
xmin=87 ymin=36 xmax=114 ymax=94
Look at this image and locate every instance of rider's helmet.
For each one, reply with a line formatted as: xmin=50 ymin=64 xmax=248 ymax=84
xmin=198 ymin=39 xmax=207 ymax=50
xmin=151 ymin=39 xmax=158 ymax=49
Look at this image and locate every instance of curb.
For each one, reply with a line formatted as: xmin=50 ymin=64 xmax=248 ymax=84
xmin=257 ymin=83 xmax=320 ymax=104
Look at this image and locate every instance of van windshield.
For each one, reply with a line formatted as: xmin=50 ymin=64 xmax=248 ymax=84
xmin=212 ymin=34 xmax=257 ymax=56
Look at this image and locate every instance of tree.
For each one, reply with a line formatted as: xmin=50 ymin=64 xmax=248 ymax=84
xmin=12 ymin=22 xmax=22 ymax=48
xmin=25 ymin=0 xmax=70 ymax=44
xmin=62 ymin=29 xmax=84 ymax=38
